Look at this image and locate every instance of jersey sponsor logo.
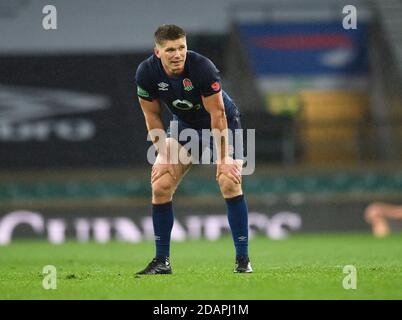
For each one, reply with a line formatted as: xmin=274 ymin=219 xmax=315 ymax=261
xmin=137 ymin=86 xmax=150 ymax=98
xmin=211 ymin=81 xmax=220 ymax=91
xmin=182 ymin=78 xmax=194 ymax=91
xmin=157 ymin=82 xmax=169 ymax=91
xmin=172 ymin=99 xmax=194 ymax=110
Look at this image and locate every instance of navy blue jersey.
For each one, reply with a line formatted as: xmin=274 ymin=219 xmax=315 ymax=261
xmin=135 ymin=51 xmax=239 ymax=129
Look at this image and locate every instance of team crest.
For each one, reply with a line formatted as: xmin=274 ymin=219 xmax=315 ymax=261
xmin=183 ymin=78 xmax=194 ymax=91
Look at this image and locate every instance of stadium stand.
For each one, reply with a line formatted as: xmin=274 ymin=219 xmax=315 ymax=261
xmin=1 ymin=168 xmax=402 ymax=203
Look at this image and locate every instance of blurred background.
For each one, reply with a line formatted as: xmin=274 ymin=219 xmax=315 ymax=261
xmin=0 ymin=0 xmax=401 ymax=245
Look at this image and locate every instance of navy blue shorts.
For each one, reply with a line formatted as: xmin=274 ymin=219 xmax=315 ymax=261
xmin=166 ymin=114 xmax=244 ymax=163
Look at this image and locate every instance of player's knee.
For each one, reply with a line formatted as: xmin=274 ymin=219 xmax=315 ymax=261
xmin=218 ymin=175 xmax=242 ymax=198
xmin=152 ymin=176 xmax=174 ymax=199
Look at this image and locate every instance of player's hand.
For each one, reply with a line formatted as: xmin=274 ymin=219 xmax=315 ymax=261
xmin=216 ymin=157 xmax=242 ymax=184
xmin=151 ymin=163 xmax=176 ymax=184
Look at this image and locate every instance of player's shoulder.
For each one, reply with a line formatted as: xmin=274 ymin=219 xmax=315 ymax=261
xmin=136 ymin=54 xmax=159 ymax=76
xmin=187 ymin=50 xmax=215 ymax=66
xmin=187 ymin=50 xmax=219 ymax=74
xmin=187 ymin=50 xmax=208 ymax=62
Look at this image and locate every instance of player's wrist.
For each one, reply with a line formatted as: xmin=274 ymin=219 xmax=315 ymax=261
xmin=216 ymin=156 xmax=234 ymax=165
xmin=155 ymin=148 xmax=169 ymax=163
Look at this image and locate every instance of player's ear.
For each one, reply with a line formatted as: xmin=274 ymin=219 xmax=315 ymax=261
xmin=154 ymin=46 xmax=161 ymax=58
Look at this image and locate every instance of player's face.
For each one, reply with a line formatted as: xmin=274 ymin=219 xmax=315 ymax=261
xmin=155 ymin=37 xmax=187 ymax=76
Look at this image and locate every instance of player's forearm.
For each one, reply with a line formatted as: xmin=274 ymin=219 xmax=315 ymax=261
xmin=210 ymin=112 xmax=229 ymax=162
xmin=145 ymin=117 xmax=168 ymax=158
xmin=202 ymin=92 xmax=229 ymax=162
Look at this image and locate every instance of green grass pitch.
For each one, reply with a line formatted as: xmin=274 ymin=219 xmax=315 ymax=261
xmin=0 ymin=233 xmax=401 ymax=299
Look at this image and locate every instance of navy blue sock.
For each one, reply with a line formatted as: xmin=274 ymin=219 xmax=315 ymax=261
xmin=152 ymin=201 xmax=174 ymax=258
xmin=225 ymin=194 xmax=249 ymax=258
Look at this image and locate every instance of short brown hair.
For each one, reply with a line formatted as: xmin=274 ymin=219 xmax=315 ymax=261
xmin=154 ymin=24 xmax=186 ymax=46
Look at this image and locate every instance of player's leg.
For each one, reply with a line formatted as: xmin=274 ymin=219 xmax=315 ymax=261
xmin=136 ymin=138 xmax=191 ymax=275
xmin=216 ymin=112 xmax=252 ymax=273
xmin=152 ymin=137 xmax=192 ymax=204
xmin=217 ymin=159 xmax=252 ymax=273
